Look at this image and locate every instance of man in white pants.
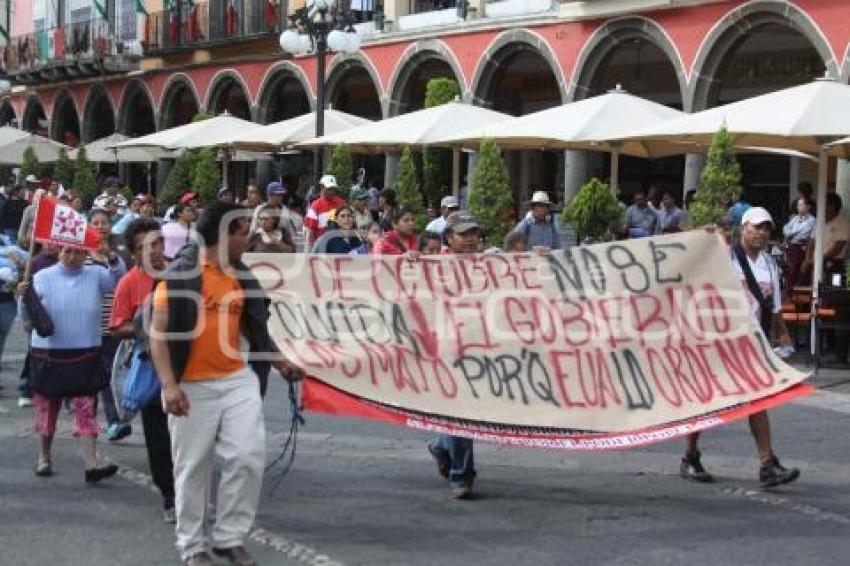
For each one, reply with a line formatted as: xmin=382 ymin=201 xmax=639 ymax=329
xmin=150 ymin=202 xmax=300 ymax=566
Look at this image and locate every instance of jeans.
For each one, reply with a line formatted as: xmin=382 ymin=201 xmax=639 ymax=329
xmin=0 ymin=300 xmax=16 ymax=364
xmin=430 ymin=435 xmax=475 ymax=483
xmin=2 ymin=228 xmax=17 ymax=244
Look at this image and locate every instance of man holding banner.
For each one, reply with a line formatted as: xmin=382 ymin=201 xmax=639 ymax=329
xmin=680 ymin=208 xmax=800 ymax=488
xmin=427 ymin=211 xmax=483 ymax=499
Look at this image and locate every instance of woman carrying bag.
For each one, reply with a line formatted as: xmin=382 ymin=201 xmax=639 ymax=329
xmin=18 ymin=245 xmax=125 ymax=481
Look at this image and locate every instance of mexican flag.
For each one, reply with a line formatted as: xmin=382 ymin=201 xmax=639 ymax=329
xmin=33 ymin=197 xmax=101 ymax=251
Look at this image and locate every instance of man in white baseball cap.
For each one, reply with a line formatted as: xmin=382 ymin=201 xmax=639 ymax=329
xmin=510 ymin=190 xmax=562 ymax=252
xmin=305 ymin=174 xmax=346 ymax=250
xmin=425 ymin=195 xmax=460 ymax=236
xmin=680 ymin=206 xmax=799 ymax=488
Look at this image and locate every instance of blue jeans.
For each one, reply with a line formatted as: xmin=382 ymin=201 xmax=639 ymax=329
xmin=430 ymin=435 xmax=475 ymax=483
xmin=100 ymin=335 xmax=122 ymax=424
xmin=0 ymin=300 xmax=16 ymax=362
xmin=2 ymin=229 xmax=17 ymax=244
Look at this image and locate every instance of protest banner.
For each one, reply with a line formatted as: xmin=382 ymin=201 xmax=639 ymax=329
xmin=246 ymin=231 xmax=811 ymax=450
xmin=33 ymin=197 xmax=101 ymax=251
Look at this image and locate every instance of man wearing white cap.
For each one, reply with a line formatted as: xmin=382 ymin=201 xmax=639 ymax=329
xmin=305 ymin=174 xmax=346 ymax=250
xmin=511 ymin=191 xmax=562 ymax=252
xmin=425 ymin=195 xmax=460 ymax=236
xmin=680 ymin=206 xmax=800 ymax=488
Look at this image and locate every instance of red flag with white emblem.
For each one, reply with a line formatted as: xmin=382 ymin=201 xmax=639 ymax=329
xmin=32 ymin=197 xmax=101 ymax=251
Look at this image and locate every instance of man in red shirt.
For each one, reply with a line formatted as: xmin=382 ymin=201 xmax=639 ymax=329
xmin=304 ymin=174 xmax=346 ymax=251
xmin=109 ymin=217 xmax=176 ymax=523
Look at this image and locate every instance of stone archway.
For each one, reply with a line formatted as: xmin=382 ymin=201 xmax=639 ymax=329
xmin=82 ymin=86 xmax=116 ymax=143
xmin=472 ymin=33 xmax=565 ymax=207
xmin=159 ymin=76 xmax=201 ymax=129
xmin=572 ymin=18 xmax=687 ymax=197
xmin=472 ymin=29 xmax=566 ymax=113
xmin=118 ymin=80 xmax=157 ymax=137
xmin=256 ymin=63 xmax=313 ymax=124
xmin=688 ymin=2 xmax=835 ymax=112
xmin=571 ymin=17 xmax=686 ymax=108
xmin=388 ymin=40 xmax=465 ymax=116
xmin=51 ymin=90 xmax=81 ymax=147
xmin=206 ymin=71 xmax=253 ymax=120
xmin=690 ymin=4 xmax=831 ymax=224
xmin=22 ymin=97 xmax=47 ymax=135
xmin=325 ymin=55 xmax=383 ymax=120
xmin=0 ymin=100 xmax=16 ymax=127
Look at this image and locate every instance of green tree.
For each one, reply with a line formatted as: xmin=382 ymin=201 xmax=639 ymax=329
xmin=191 ymin=147 xmax=222 ymax=204
xmin=326 ymin=143 xmax=353 ymax=189
xmin=394 ymin=146 xmax=426 ymax=227
xmin=160 ymin=151 xmax=194 ymax=206
xmin=422 ymin=77 xmax=461 ymax=206
xmin=468 ymin=139 xmax=513 ymax=246
xmin=53 ymin=148 xmax=75 ymax=189
xmin=192 ymin=112 xmax=214 ymax=122
xmin=689 ymin=125 xmax=742 ymax=227
xmin=20 ymin=147 xmax=40 ymax=180
xmin=562 ymin=177 xmax=623 ymax=242
xmin=72 ymin=146 xmax=98 ymax=204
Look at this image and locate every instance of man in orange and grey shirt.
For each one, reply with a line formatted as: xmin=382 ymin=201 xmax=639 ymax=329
xmin=149 ymin=202 xmax=300 ymax=566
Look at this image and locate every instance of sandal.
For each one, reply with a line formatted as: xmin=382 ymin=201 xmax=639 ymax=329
xmin=35 ymin=460 xmax=53 ymax=477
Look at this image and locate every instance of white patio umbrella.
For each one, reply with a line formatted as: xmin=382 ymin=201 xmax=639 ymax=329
xmin=619 ymin=76 xmax=850 ymax=356
xmin=297 ymin=100 xmax=512 ymax=153
xmin=71 ymin=133 xmax=169 ymax=162
xmin=0 ymin=133 xmax=70 ymax=164
xmin=0 ymin=126 xmax=31 ymax=147
xmin=433 ymin=86 xmax=686 ymax=193
xmin=227 ymin=109 xmax=372 ymax=151
xmin=113 ymin=113 xmax=261 ymax=151
xmin=113 ymin=113 xmax=263 ymax=189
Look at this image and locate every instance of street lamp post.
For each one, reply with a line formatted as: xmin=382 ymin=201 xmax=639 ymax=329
xmin=279 ymin=1 xmax=362 ymax=187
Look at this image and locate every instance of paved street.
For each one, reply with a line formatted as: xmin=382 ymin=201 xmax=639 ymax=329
xmin=2 ymin=319 xmax=849 ymax=566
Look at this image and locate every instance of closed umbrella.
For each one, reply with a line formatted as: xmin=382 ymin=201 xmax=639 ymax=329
xmin=619 ymin=77 xmax=850 ymax=357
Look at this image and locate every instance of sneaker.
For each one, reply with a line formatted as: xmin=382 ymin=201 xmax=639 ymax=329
xmin=85 ymin=464 xmax=119 ymax=483
xmin=34 ymin=460 xmax=53 ymax=477
xmin=213 ymin=545 xmax=257 ymax=565
xmin=427 ymin=441 xmax=450 ymax=480
xmin=162 ymin=505 xmax=176 ymax=524
xmin=17 ymin=397 xmax=32 ymax=408
xmin=105 ymin=422 xmax=131 ymax=442
xmin=759 ymin=456 xmax=800 ymax=487
xmin=450 ymin=479 xmax=473 ymax=499
xmin=680 ymin=451 xmax=714 ymax=483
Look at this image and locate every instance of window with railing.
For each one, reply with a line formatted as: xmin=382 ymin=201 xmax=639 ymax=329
xmin=6 ymin=17 xmax=115 ymax=73
xmin=412 ymin=0 xmax=457 ymax=14
xmin=145 ymin=1 xmax=286 ymax=52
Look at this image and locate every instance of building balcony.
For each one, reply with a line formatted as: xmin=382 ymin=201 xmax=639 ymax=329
xmin=6 ymin=18 xmax=139 ymax=85
xmin=143 ymin=1 xmax=284 ymax=55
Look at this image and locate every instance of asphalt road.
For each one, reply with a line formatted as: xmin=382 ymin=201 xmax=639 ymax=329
xmin=1 ymin=319 xmax=849 ymax=566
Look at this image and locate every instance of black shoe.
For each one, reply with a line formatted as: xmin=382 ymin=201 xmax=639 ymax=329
xmin=759 ymin=456 xmax=800 ymax=487
xmin=680 ymin=451 xmax=714 ymax=483
xmin=183 ymin=552 xmax=214 ymax=566
xmin=34 ymin=460 xmax=53 ymax=477
xmin=85 ymin=464 xmax=119 ymax=483
xmin=212 ymin=546 xmax=257 ymax=565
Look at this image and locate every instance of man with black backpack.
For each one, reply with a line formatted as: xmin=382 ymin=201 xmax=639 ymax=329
xmin=679 ymin=207 xmax=800 ymax=488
